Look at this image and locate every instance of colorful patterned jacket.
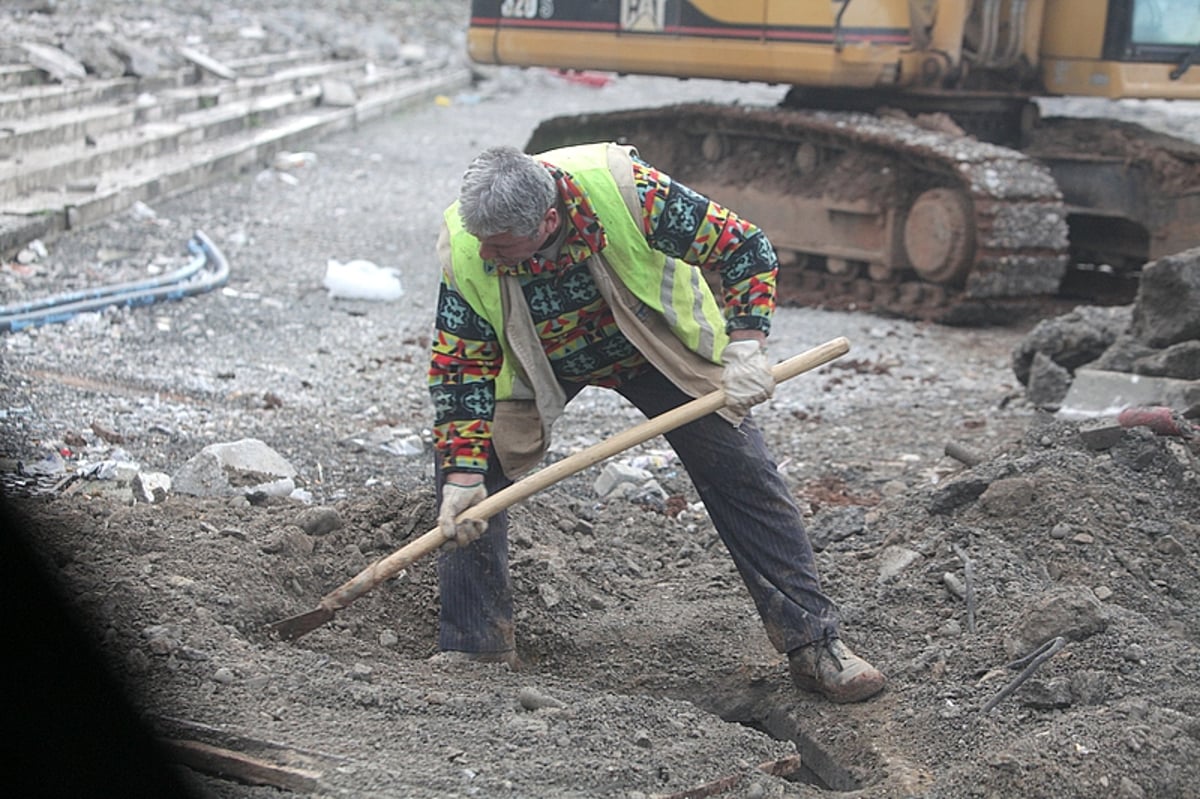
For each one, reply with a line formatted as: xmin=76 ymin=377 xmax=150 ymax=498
xmin=432 ymin=142 xmax=777 ymax=478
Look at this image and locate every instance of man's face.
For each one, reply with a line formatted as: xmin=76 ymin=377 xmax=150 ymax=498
xmin=477 ymin=207 xmax=559 ymax=267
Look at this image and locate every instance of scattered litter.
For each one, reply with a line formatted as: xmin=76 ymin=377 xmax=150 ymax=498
xmin=550 ymin=69 xmax=613 ymax=87
xmin=16 ymin=239 xmax=48 ymax=265
xmin=628 ymin=450 xmax=675 ymax=471
xmin=273 ymin=151 xmax=317 ymax=171
xmin=323 ymin=258 xmax=403 ymax=301
xmin=129 ymin=200 xmax=159 ymax=221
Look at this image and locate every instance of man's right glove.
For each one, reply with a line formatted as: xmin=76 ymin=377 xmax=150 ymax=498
xmin=721 ymin=339 xmax=775 ymax=415
xmin=438 ymin=478 xmax=488 ymax=549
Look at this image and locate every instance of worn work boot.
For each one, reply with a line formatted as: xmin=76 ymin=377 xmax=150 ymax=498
xmin=788 ymin=638 xmax=886 ymax=703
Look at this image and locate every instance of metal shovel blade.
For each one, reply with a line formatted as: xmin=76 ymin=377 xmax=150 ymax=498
xmin=269 ymin=607 xmax=335 ymax=642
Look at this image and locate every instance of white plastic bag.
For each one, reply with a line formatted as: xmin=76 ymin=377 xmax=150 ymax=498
xmin=322 ymin=259 xmax=403 ymax=301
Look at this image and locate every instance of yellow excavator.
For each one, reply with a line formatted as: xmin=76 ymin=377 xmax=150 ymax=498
xmin=466 ymin=1 xmax=1200 ymax=322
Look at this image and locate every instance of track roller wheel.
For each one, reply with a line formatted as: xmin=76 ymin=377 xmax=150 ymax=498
xmin=903 ymin=188 xmax=974 ymax=285
xmin=898 ymin=282 xmax=925 ymax=307
xmin=701 ymin=133 xmax=724 ymax=162
xmin=826 ymin=257 xmax=861 ymax=278
xmin=793 ymin=141 xmax=819 ymax=174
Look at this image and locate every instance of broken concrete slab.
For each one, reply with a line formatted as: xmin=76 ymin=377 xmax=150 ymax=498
xmin=178 ymin=47 xmax=237 ymax=81
xmin=1078 ymin=422 xmax=1124 ymax=451
xmin=1057 ymin=368 xmax=1200 ymax=420
xmin=1132 ymin=248 xmax=1200 ymax=347
xmin=20 ymin=42 xmax=87 ymax=82
xmin=171 ymin=438 xmax=297 ymax=498
xmin=1012 ymin=305 xmax=1131 ymax=386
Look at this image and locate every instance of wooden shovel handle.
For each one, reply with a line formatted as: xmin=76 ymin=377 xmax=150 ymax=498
xmin=315 ymin=336 xmax=849 ymax=613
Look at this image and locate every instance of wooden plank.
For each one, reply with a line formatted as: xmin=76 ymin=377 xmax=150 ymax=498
xmin=152 ymin=714 xmax=351 ymax=765
xmin=162 ymin=738 xmax=323 ymax=793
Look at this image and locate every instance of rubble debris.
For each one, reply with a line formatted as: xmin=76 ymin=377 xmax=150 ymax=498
xmin=1131 ymin=248 xmax=1200 ymax=347
xmin=1015 ymin=247 xmax=1200 ymax=412
xmin=944 ymin=440 xmax=985 ymax=466
xmin=20 ymin=42 xmax=87 ymax=81
xmin=1059 ymin=369 xmax=1200 ymax=419
xmin=953 ymin=544 xmax=978 ymax=634
xmin=1078 ymin=422 xmax=1124 ymax=451
xmin=980 ymin=636 xmax=1067 ymax=714
xmin=1005 ymin=585 xmax=1108 ymax=658
xmin=171 ymin=438 xmax=298 ymax=499
xmin=178 ymin=46 xmax=237 ymax=80
xmin=1012 ymin=306 xmax=1130 ymax=386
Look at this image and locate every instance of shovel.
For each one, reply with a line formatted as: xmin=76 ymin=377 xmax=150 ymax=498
xmin=269 ymin=336 xmax=849 ymax=641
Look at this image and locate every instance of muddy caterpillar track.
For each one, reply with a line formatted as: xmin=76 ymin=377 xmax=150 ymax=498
xmin=528 ymin=102 xmax=1071 ymax=325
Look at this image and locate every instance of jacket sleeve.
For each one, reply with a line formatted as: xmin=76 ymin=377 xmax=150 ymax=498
xmin=427 ymin=277 xmax=503 ymax=474
xmin=631 ymin=156 xmax=777 ymax=335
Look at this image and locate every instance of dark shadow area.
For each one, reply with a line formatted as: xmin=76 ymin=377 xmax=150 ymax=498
xmin=0 ymin=494 xmax=207 ymax=799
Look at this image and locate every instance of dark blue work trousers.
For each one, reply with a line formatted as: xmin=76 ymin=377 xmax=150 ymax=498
xmin=436 ymin=366 xmax=841 ymax=656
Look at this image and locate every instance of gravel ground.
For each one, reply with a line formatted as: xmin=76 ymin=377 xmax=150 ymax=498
xmin=4 ymin=4 xmax=1200 ymax=798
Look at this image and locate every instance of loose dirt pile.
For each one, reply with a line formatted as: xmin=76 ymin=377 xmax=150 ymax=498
xmin=7 ymin=369 xmax=1200 ymax=799
xmin=3 ymin=3 xmax=1200 ymax=798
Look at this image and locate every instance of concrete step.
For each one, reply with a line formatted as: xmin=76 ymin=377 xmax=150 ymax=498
xmin=1 ymin=58 xmax=438 ymax=202
xmin=1 ymin=39 xmax=470 ymax=258
xmin=0 ymin=66 xmax=470 ymax=257
xmin=0 ymin=48 xmax=330 ymax=120
xmin=0 ymin=56 xmax=386 ymax=158
xmin=0 ymin=64 xmax=46 ymax=92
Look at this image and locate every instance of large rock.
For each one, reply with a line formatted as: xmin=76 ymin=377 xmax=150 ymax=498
xmin=1012 ymin=305 xmax=1131 ymax=385
xmin=1025 ymin=351 xmax=1073 ymax=410
xmin=172 ymin=438 xmax=298 ymax=498
xmin=1018 ymin=250 xmax=1200 ymax=411
xmin=1005 ymin=585 xmax=1108 ymax=658
xmin=62 ymin=34 xmax=126 ymax=78
xmin=1131 ymin=248 xmax=1200 ymax=348
xmin=1134 ymin=340 xmax=1200 ymax=380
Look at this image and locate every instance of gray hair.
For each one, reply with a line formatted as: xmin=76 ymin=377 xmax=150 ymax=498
xmin=457 ymin=145 xmax=557 ymax=239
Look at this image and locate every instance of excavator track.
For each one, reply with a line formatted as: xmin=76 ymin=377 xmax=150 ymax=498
xmin=527 ymin=103 xmax=1070 ymax=324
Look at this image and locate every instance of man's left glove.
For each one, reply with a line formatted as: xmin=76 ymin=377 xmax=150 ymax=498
xmin=722 ymin=339 xmax=775 ymax=415
xmin=438 ymin=478 xmax=488 ymax=549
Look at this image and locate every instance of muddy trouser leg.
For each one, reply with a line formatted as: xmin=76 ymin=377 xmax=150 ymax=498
xmin=617 ymin=368 xmax=841 ymax=653
xmin=435 ymin=456 xmax=516 ymax=654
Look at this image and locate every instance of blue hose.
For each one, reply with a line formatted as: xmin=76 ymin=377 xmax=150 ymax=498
xmin=0 ymin=230 xmax=230 ymax=333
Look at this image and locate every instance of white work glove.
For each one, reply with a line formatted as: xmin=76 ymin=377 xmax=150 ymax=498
xmin=721 ymin=339 xmax=775 ymax=415
xmin=438 ymin=477 xmax=488 ymax=549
